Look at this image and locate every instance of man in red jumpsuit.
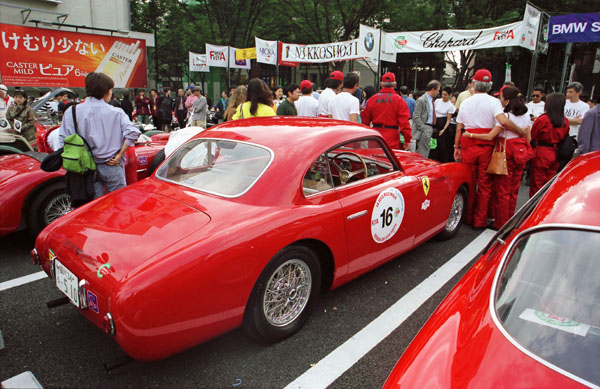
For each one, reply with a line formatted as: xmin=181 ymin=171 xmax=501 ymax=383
xmin=453 ymin=69 xmax=524 ymax=228
xmin=361 ymin=72 xmax=412 ymax=150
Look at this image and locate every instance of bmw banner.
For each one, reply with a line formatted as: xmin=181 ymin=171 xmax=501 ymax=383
xmin=548 ymin=13 xmax=600 ymax=43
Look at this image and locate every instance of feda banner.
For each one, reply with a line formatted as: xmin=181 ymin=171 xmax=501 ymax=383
xmin=280 ymin=38 xmax=361 ymax=63
xmin=384 ymin=21 xmax=525 ymax=53
xmin=0 ymin=23 xmax=147 ymax=87
xmin=188 ymin=52 xmax=209 ymax=72
xmin=548 ymin=13 xmax=600 ymax=43
xmin=229 ymin=47 xmax=251 ymax=69
xmin=205 ymin=44 xmax=228 ymax=68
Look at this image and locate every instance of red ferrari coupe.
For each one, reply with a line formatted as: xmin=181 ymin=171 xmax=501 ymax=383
xmin=33 ymin=117 xmax=472 ymax=361
xmin=384 ymin=151 xmax=600 ymax=388
xmin=0 ymin=128 xmax=167 ymax=237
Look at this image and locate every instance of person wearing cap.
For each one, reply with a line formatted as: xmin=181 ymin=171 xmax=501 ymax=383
xmin=361 ymin=72 xmax=411 ymax=150
xmin=296 ymin=80 xmax=318 ymax=117
xmin=0 ymin=84 xmax=14 ymax=120
xmin=317 ymin=70 xmax=343 ymax=118
xmin=412 ymin=80 xmax=441 ymax=157
xmin=190 ymin=87 xmax=207 ymax=127
xmin=453 ymin=68 xmax=526 ymax=229
xmin=329 ymin=73 xmax=360 ymax=122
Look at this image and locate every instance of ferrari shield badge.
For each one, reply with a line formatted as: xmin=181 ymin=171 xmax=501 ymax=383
xmin=371 ymin=188 xmax=405 ymax=244
xmin=421 ymin=176 xmax=430 ymax=196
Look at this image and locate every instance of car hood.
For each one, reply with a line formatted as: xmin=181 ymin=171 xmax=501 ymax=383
xmin=38 ymin=184 xmax=211 ymax=282
xmin=0 ymin=153 xmax=41 ymax=181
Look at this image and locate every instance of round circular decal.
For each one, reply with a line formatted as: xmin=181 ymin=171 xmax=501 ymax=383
xmin=364 ymin=32 xmax=374 ymax=52
xmin=371 ymin=188 xmax=405 ymax=244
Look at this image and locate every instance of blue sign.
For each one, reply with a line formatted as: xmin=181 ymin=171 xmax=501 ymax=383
xmin=548 ymin=13 xmax=600 ymax=43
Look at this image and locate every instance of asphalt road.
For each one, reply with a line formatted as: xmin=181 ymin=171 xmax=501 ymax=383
xmin=0 ymin=185 xmax=530 ymax=388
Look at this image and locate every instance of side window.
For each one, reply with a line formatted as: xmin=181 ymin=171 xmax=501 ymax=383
xmin=328 ymin=138 xmax=396 ymax=187
xmin=303 ymin=153 xmax=334 ymax=196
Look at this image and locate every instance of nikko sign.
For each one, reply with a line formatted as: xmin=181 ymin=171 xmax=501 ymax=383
xmin=548 ymin=13 xmax=600 ymax=43
xmin=280 ymin=39 xmax=361 ymax=63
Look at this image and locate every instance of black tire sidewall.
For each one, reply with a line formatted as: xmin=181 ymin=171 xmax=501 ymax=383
xmin=27 ymin=182 xmax=68 ymax=236
xmin=244 ymin=245 xmax=321 ymax=343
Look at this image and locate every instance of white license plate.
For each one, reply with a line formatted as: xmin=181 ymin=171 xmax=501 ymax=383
xmin=55 ymin=259 xmax=79 ymax=307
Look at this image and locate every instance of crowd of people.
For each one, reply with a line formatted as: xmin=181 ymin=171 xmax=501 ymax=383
xmin=1 ymin=68 xmax=599 ymax=230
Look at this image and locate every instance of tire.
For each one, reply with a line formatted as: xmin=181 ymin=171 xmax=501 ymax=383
xmin=27 ymin=182 xmax=72 ymax=237
xmin=148 ymin=148 xmax=165 ymax=175
xmin=243 ymin=245 xmax=321 ymax=343
xmin=437 ymin=187 xmax=466 ymax=240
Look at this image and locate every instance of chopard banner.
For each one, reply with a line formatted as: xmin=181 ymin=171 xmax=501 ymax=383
xmin=188 ymin=52 xmax=209 ymax=72
xmin=520 ymin=3 xmax=542 ymax=51
xmin=384 ymin=21 xmax=527 ymax=53
xmin=280 ymin=38 xmax=361 ymax=63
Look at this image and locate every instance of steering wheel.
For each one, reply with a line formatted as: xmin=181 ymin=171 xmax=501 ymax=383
xmin=331 ymin=152 xmax=368 ymax=184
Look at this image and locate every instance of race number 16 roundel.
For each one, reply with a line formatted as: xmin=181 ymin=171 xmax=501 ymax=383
xmin=371 ymin=188 xmax=405 ymax=244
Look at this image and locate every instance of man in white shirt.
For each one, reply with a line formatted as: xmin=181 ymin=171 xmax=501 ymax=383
xmin=526 ymin=88 xmax=545 ymax=120
xmin=329 ymin=73 xmax=360 ymax=122
xmin=317 ymin=71 xmax=343 ymax=117
xmin=453 ymin=68 xmax=524 ymax=229
xmin=0 ymin=84 xmax=14 ymax=120
xmin=296 ymin=80 xmax=318 ymax=117
xmin=564 ymin=82 xmax=590 ymax=138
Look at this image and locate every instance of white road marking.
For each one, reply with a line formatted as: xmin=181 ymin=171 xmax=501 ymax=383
xmin=0 ymin=271 xmax=46 ymax=292
xmin=285 ymin=229 xmax=497 ymax=389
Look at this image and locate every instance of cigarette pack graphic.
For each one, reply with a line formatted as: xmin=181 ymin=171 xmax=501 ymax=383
xmin=95 ymin=41 xmax=141 ymax=87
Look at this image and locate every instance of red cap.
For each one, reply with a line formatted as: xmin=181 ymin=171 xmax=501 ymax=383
xmin=493 ymin=85 xmax=509 ymax=97
xmin=300 ymin=80 xmax=313 ymax=91
xmin=381 ymin=72 xmax=396 ymax=83
xmin=330 ymin=71 xmax=344 ymax=81
xmin=473 ymin=69 xmax=492 ymax=82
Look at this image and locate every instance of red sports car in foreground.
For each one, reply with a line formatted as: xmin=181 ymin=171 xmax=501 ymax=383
xmin=384 ymin=151 xmax=600 ymax=388
xmin=0 ymin=129 xmax=167 ymax=237
xmin=33 ymin=117 xmax=472 ymax=361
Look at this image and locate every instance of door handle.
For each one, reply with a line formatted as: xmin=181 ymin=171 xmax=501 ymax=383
xmin=347 ymin=210 xmax=367 ymax=220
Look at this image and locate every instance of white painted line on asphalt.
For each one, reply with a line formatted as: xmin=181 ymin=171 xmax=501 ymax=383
xmin=285 ymin=229 xmax=497 ymax=389
xmin=1 ymin=371 xmax=43 ymax=388
xmin=0 ymin=271 xmax=46 ymax=292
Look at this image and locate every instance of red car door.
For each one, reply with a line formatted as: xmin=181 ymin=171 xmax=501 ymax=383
xmin=329 ymin=140 xmax=427 ymax=279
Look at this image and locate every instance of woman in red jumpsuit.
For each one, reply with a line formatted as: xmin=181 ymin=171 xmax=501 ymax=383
xmin=529 ymin=92 xmax=570 ymax=197
xmin=463 ymin=86 xmax=533 ymax=229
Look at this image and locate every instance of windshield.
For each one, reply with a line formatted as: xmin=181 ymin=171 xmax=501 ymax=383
xmin=494 ymin=227 xmax=600 ymax=386
xmin=155 ymin=138 xmax=272 ymax=197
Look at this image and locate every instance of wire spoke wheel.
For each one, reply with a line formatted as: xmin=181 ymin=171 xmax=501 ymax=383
xmin=445 ymin=191 xmax=464 ymax=232
xmin=263 ymin=259 xmax=312 ymax=327
xmin=43 ymin=193 xmax=73 ymax=225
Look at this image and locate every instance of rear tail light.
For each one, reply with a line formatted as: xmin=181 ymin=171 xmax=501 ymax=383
xmin=31 ymin=248 xmax=40 ymax=265
xmin=103 ymin=313 xmax=115 ymax=336
xmin=78 ymin=280 xmax=89 ymax=310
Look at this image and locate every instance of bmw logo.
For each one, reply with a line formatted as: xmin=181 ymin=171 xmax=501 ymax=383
xmin=364 ymin=32 xmax=374 ymax=52
xmin=0 ymin=119 xmax=7 ymax=128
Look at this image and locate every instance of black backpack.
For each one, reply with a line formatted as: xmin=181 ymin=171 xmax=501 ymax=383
xmin=556 ymin=134 xmax=577 ymax=161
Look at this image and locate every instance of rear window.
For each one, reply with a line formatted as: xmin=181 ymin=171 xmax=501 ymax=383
xmin=494 ymin=227 xmax=600 ymax=386
xmin=155 ymin=138 xmax=272 ymax=197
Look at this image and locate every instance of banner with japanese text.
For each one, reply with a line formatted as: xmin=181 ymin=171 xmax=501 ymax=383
xmin=0 ymin=23 xmax=147 ymax=88
xmin=188 ymin=51 xmax=209 ymax=72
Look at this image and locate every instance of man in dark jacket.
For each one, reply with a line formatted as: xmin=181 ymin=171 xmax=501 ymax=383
xmin=157 ymin=89 xmax=174 ymax=131
xmin=120 ymin=91 xmax=134 ymax=121
xmin=173 ymin=88 xmax=187 ymax=129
